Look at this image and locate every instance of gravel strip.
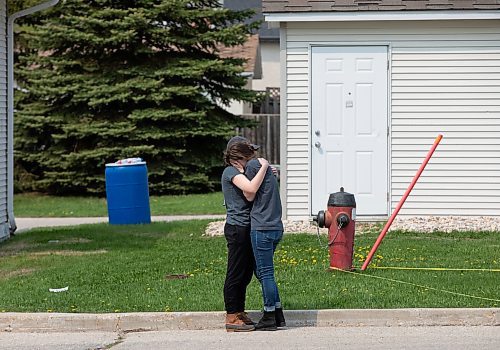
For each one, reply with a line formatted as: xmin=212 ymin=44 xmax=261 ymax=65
xmin=204 ymin=220 xmax=383 ymax=236
xmin=204 ymin=216 xmax=500 ymax=236
xmin=390 ymin=216 xmax=500 ymax=233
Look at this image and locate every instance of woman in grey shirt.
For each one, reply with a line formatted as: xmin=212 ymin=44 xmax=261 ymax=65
xmin=221 ymin=136 xmax=269 ymax=332
xmin=226 ymin=137 xmax=285 ymax=331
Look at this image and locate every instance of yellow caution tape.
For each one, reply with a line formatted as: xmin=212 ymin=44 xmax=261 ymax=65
xmin=365 ymin=266 xmax=500 ymax=272
xmin=336 ymin=268 xmax=500 ymax=304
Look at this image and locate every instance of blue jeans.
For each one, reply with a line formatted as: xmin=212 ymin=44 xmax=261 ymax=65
xmin=250 ymin=230 xmax=283 ymax=312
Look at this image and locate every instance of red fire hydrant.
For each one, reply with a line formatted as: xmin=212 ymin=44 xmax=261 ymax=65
xmin=313 ymin=187 xmax=356 ymax=270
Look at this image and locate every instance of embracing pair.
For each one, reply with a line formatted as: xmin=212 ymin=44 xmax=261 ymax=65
xmin=221 ymin=136 xmax=285 ymax=332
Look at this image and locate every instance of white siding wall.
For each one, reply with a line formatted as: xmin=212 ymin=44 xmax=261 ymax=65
xmin=284 ymin=20 xmax=500 ymax=219
xmin=0 ymin=0 xmax=8 ymax=240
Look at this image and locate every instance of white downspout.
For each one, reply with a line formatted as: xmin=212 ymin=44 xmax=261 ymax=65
xmin=7 ymin=0 xmax=60 ymax=234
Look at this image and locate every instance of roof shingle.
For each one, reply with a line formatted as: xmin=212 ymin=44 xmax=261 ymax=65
xmin=262 ymin=0 xmax=500 ymax=12
xmin=217 ymin=34 xmax=260 ymax=75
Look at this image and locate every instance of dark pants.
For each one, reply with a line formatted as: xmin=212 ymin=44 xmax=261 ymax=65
xmin=223 ymin=223 xmax=255 ymax=313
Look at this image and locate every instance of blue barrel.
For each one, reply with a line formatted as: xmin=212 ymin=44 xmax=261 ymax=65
xmin=105 ymin=162 xmax=151 ymax=225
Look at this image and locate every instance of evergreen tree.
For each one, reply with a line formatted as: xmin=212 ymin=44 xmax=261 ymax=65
xmin=9 ymin=0 xmax=42 ymax=14
xmin=14 ymin=0 xmax=259 ymax=195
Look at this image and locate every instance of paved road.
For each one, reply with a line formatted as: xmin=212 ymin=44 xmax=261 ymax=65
xmin=0 ymin=331 xmax=116 ymax=350
xmin=1 ymin=326 xmax=499 ymax=350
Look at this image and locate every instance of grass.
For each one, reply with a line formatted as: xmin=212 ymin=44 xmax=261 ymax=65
xmin=13 ymin=192 xmax=225 ymax=217
xmin=0 ymin=220 xmax=499 ymax=313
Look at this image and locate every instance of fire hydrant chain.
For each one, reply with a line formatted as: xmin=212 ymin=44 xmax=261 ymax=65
xmin=316 ymin=223 xmax=342 ymax=249
xmin=315 ymin=224 xmax=326 ymax=248
xmin=328 ymin=224 xmax=343 ymax=246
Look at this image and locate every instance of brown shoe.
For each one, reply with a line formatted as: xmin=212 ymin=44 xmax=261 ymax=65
xmin=236 ymin=311 xmax=255 ymax=326
xmin=225 ymin=313 xmax=255 ymax=332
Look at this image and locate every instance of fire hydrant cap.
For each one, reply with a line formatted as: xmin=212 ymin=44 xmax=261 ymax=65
xmin=327 ymin=187 xmax=356 ymax=207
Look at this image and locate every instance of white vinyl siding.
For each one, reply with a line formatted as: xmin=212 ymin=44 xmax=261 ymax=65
xmin=0 ymin=1 xmax=8 ymax=240
xmin=391 ymin=47 xmax=500 ymax=216
xmin=285 ymin=46 xmax=309 ymax=218
xmin=283 ymin=19 xmax=500 ymax=219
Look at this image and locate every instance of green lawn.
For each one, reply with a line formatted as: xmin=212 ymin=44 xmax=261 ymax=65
xmin=14 ymin=192 xmax=225 ymax=217
xmin=0 ymin=221 xmax=498 ymax=312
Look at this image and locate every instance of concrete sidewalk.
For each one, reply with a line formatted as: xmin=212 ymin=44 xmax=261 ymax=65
xmin=14 ymin=215 xmax=225 ymax=233
xmin=1 ymin=308 xmax=499 ymax=333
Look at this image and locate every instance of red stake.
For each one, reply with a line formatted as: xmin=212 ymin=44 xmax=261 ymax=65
xmin=361 ymin=134 xmax=443 ymax=271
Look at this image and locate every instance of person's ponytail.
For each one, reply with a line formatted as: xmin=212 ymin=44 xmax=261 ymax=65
xmin=223 ymin=142 xmax=255 ymax=166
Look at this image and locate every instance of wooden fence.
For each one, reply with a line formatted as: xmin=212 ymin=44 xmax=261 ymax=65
xmin=237 ymin=114 xmax=280 ymax=165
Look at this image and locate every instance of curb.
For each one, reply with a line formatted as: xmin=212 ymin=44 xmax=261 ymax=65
xmin=2 ymin=308 xmax=499 ymax=332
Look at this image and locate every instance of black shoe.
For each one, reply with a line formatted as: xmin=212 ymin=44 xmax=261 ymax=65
xmin=275 ymin=307 xmax=287 ymax=329
xmin=255 ymin=311 xmax=277 ymax=331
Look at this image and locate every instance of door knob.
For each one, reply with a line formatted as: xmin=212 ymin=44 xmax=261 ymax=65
xmin=314 ymin=141 xmax=321 ymax=148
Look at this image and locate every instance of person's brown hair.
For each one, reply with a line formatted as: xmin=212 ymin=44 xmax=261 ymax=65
xmin=223 ymin=141 xmax=256 ymax=166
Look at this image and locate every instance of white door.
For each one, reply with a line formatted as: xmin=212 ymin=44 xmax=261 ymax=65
xmin=311 ymin=46 xmax=388 ymax=216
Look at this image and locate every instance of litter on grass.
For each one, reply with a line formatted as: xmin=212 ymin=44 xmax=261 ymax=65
xmin=49 ymin=286 xmax=69 ymax=293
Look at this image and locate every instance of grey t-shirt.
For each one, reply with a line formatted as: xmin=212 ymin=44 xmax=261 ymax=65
xmin=245 ymin=159 xmax=283 ymax=231
xmin=221 ymin=166 xmax=251 ymax=227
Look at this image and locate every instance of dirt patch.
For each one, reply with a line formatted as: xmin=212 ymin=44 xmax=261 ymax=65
xmin=0 ymin=241 xmax=40 ymax=256
xmin=29 ymin=249 xmax=108 ymax=257
xmin=0 ymin=248 xmax=108 ymax=258
xmin=0 ymin=268 xmax=37 ymax=280
xmin=48 ymin=238 xmax=93 ymax=244
xmin=165 ymin=274 xmax=190 ymax=280
xmin=130 ymin=232 xmax=164 ymax=238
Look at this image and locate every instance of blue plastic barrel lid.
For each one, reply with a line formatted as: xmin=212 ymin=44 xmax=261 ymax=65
xmin=106 ymin=157 xmax=146 ymax=167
